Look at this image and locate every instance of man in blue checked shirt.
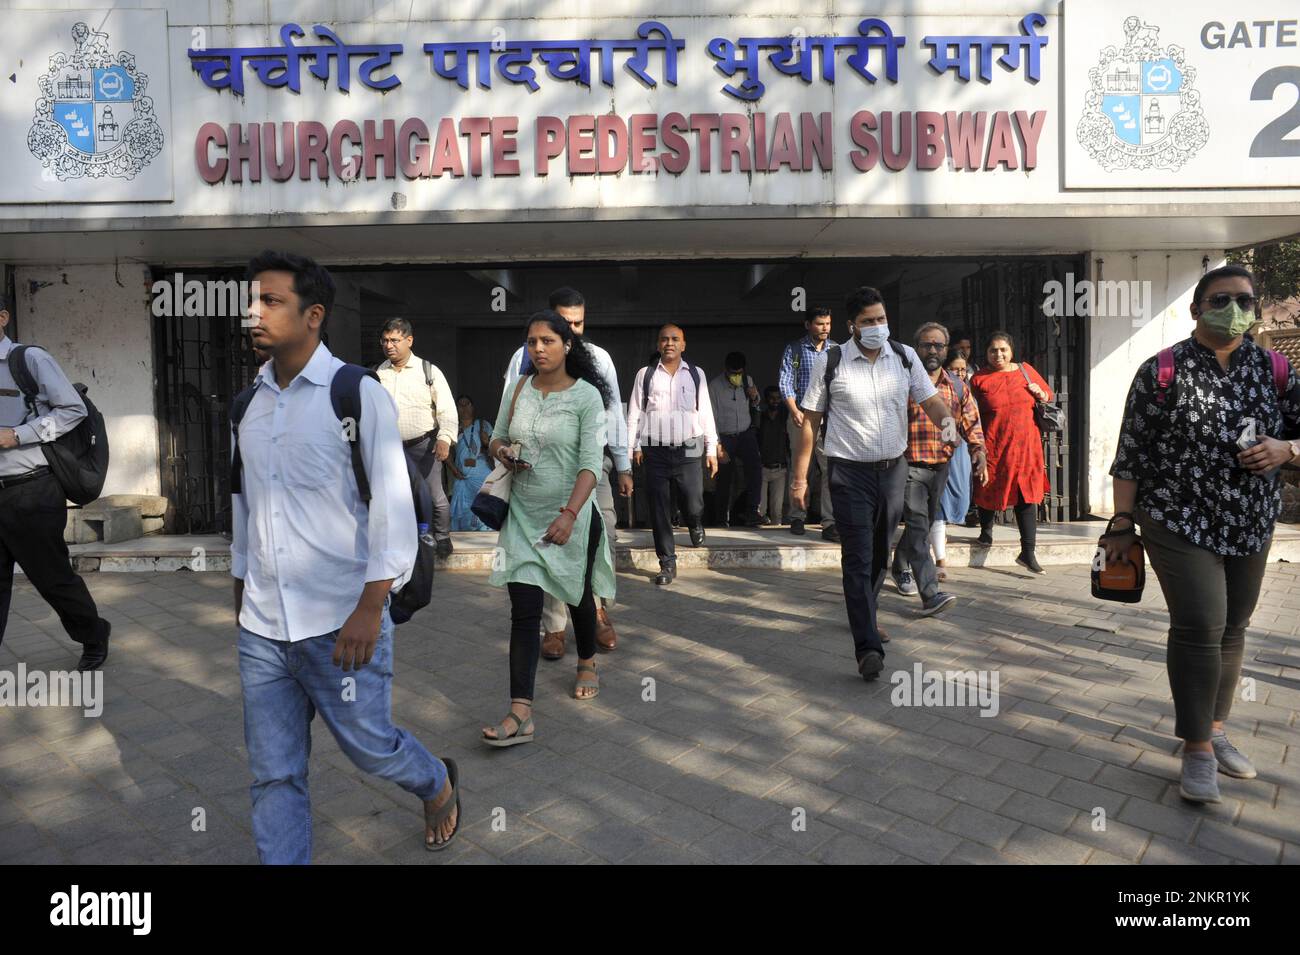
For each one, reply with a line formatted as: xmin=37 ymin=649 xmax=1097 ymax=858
xmin=778 ymin=306 xmax=836 ymax=540
xmin=232 ymin=251 xmax=460 ymax=861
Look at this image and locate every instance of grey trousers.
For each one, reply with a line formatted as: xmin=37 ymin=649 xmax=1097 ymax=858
xmin=404 ymin=436 xmax=450 ymax=543
xmin=891 ymin=464 xmax=949 ymax=602
xmin=1138 ymin=511 xmax=1270 ymax=742
xmin=760 ymin=466 xmax=787 ymax=524
xmin=787 ymin=415 xmax=833 ymax=527
xmin=543 ymin=456 xmax=617 ymax=632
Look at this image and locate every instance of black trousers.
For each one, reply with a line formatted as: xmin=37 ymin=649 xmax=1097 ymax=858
xmin=644 ymin=444 xmax=704 ymax=566
xmin=979 ymin=498 xmax=1037 ymax=552
xmin=716 ymin=430 xmax=762 ymax=521
xmin=828 ymin=456 xmax=907 ymax=659
xmin=507 ymin=507 xmax=601 ymax=700
xmin=0 ymin=473 xmax=105 ymax=648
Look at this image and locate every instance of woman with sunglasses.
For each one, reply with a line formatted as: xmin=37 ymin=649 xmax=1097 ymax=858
xmin=1105 ymin=264 xmax=1300 ymax=804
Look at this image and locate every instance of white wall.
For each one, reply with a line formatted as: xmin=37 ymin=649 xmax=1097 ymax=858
xmin=14 ymin=264 xmax=159 ymax=497
xmin=1086 ymin=251 xmax=1223 ymax=514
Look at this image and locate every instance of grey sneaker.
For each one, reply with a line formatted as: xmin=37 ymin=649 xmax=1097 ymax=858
xmin=921 ymin=592 xmax=957 ymax=617
xmin=1179 ymin=751 xmax=1222 ymax=804
xmin=894 ymin=571 xmax=918 ymax=596
xmin=1211 ymin=730 xmax=1258 ymax=779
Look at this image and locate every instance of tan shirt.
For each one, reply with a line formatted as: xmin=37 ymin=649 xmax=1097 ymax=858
xmin=376 ymin=353 xmax=456 ymax=445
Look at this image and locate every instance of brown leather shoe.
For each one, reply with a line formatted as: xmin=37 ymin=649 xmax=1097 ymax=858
xmin=541 ymin=630 xmax=566 ymax=660
xmin=595 ymin=608 xmax=617 ymax=653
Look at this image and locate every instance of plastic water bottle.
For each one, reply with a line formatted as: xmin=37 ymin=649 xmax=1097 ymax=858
xmin=417 ymin=522 xmax=435 ymax=546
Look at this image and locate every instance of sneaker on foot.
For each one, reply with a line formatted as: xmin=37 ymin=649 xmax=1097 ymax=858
xmin=1015 ymin=551 xmax=1045 ymax=574
xmin=893 ymin=571 xmax=917 ymax=596
xmin=921 ymin=592 xmax=957 ymax=616
xmin=1211 ymin=730 xmax=1257 ymax=779
xmin=1179 ymin=751 xmax=1222 ymax=804
xmin=790 ymin=519 xmax=806 ymax=536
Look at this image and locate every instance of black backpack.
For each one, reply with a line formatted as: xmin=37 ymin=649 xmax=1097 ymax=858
xmin=229 ymin=364 xmax=435 ymax=625
xmin=640 ymin=360 xmax=703 ymax=409
xmin=7 ymin=345 xmax=109 ymax=506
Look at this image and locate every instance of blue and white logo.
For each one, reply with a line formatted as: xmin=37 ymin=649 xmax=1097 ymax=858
xmin=1076 ymin=17 xmax=1208 ymax=173
xmin=27 ymin=22 xmax=163 ymax=180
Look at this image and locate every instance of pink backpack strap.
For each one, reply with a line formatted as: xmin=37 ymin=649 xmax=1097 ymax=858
xmin=1154 ymin=348 xmax=1176 ymax=403
xmin=1267 ymin=349 xmax=1291 ymax=397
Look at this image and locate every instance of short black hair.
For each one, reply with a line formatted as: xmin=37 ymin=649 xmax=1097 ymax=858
xmin=810 ymin=306 xmax=832 ymax=320
xmin=548 ymin=286 xmax=585 ymax=310
xmin=988 ymin=329 xmax=1015 ymax=352
xmin=381 ymin=317 xmax=413 ymax=338
xmin=1192 ymin=264 xmax=1255 ymax=309
xmin=725 ymin=351 xmax=746 ymax=371
xmin=246 ymin=250 xmax=335 ymax=331
xmin=843 ymin=286 xmax=885 ymax=322
xmin=764 ymin=385 xmax=781 ymax=398
xmin=950 ymin=328 xmax=972 ymax=344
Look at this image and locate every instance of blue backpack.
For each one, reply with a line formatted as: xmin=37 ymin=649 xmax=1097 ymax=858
xmin=229 ymin=364 xmax=435 ymax=625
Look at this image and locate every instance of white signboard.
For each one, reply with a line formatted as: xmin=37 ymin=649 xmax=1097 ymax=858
xmin=0 ymin=8 xmax=173 ymax=203
xmin=1064 ymin=0 xmax=1300 ymax=188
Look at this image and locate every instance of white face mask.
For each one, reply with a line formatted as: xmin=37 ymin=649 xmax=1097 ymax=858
xmin=858 ymin=324 xmax=890 ymax=350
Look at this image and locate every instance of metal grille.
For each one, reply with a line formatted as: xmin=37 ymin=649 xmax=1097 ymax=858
xmin=961 ymin=258 xmax=1087 ymax=522
xmin=153 ymin=269 xmax=259 ymax=534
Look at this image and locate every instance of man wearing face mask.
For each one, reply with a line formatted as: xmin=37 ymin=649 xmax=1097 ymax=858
xmin=1105 ymin=264 xmax=1300 ymax=806
xmin=708 ymin=352 xmax=764 ymax=527
xmin=793 ymin=287 xmax=959 ymax=681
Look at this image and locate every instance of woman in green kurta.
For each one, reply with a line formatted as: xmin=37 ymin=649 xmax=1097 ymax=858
xmin=482 ymin=311 xmax=616 ymax=747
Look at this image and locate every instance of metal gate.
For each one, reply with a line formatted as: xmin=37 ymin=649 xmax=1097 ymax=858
xmin=153 ymin=269 xmax=259 ymax=534
xmin=961 ymin=258 xmax=1087 ymax=522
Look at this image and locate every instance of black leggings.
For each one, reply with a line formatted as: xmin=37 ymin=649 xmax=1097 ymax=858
xmin=507 ymin=506 xmax=602 ymax=700
xmin=979 ymin=499 xmax=1037 ymax=553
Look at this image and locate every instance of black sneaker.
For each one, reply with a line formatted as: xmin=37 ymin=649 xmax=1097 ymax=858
xmin=821 ymin=525 xmax=840 ymax=543
xmin=1016 ymin=552 xmax=1045 ymax=575
xmin=856 ymin=650 xmax=884 ymax=681
xmin=790 ymin=519 xmax=806 ymax=536
xmin=435 ymin=538 xmax=453 ymax=559
xmin=76 ymin=620 xmax=111 ymax=672
xmin=976 ymin=532 xmax=993 ymax=546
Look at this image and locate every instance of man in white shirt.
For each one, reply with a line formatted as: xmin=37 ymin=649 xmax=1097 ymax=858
xmin=376 ymin=319 xmax=458 ymax=558
xmin=232 ymin=251 xmax=459 ymax=862
xmin=792 ymin=286 xmax=955 ymax=682
xmin=0 ymin=299 xmax=111 ymax=671
xmin=503 ymin=287 xmax=631 ymax=653
xmin=627 ymin=324 xmax=719 ymax=586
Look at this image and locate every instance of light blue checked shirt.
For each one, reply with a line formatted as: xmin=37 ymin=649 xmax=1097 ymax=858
xmin=778 ymin=334 xmax=834 ymax=406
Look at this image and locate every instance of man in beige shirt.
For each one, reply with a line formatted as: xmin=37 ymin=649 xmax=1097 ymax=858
xmin=376 ymin=318 xmax=458 ymax=557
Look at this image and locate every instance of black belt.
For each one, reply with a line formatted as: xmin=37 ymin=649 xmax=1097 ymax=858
xmin=830 ymin=455 xmax=901 ymax=471
xmin=0 ymin=466 xmax=51 ymax=490
xmin=909 ymin=461 xmax=946 ymax=470
xmin=403 ymin=430 xmax=437 ymax=449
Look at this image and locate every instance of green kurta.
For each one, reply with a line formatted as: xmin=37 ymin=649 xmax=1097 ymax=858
xmin=489 ymin=376 xmax=616 ymax=606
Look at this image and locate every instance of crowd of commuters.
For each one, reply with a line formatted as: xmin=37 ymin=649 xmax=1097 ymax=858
xmin=4 ymin=249 xmax=1297 ymax=864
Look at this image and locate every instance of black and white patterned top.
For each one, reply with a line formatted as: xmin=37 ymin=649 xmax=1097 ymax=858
xmin=1110 ymin=337 xmax=1300 ymax=556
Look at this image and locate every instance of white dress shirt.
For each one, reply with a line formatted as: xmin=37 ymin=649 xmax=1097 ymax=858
xmin=0 ymin=335 xmax=87 ymax=477
xmin=800 ymin=340 xmax=937 ymax=462
xmin=627 ymin=360 xmax=719 ymax=457
xmin=503 ymin=341 xmax=631 ymax=473
xmin=231 ymin=343 xmax=417 ymax=642
xmin=375 ymin=353 xmax=457 ymax=445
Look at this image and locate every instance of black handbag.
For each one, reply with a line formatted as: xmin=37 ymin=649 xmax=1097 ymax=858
xmin=1020 ymin=365 xmax=1065 ymax=433
xmin=1092 ymin=515 xmax=1145 ymax=603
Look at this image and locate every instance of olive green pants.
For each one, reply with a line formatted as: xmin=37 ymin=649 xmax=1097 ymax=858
xmin=1137 ymin=511 xmax=1270 ymax=742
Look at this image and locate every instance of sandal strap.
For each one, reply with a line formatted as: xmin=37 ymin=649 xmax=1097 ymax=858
xmin=576 ymin=664 xmax=597 ymax=674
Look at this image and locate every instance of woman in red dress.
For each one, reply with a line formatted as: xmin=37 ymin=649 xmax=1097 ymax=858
xmin=970 ymin=331 xmax=1053 ymax=574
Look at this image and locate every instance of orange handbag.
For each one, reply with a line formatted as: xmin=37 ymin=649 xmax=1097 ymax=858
xmin=1092 ymin=515 xmax=1145 ymax=603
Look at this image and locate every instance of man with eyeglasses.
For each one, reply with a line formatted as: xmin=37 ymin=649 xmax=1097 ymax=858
xmin=889 ymin=323 xmax=989 ymax=615
xmin=1104 ymin=263 xmax=1300 ymax=806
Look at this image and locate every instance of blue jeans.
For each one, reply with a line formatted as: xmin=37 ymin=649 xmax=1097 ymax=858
xmin=238 ymin=610 xmax=446 ymax=864
xmin=828 ymin=456 xmax=907 ymax=659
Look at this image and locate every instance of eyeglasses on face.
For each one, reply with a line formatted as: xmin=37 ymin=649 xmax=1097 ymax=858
xmin=1201 ymin=293 xmax=1258 ymax=310
xmin=917 ymin=342 xmax=947 ymax=351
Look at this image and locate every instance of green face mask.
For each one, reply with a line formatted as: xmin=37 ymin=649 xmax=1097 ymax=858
xmin=727 ymin=372 xmax=743 ymax=387
xmin=1199 ymin=302 xmax=1254 ymax=339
